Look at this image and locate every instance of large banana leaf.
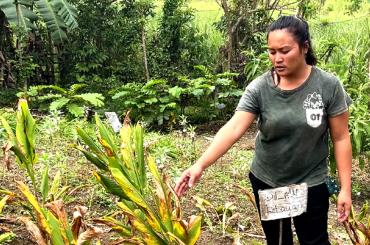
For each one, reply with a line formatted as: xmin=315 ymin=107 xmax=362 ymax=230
xmin=35 ymin=0 xmax=67 ymax=43
xmin=51 ymin=0 xmax=77 ymax=29
xmin=1 ymin=0 xmax=77 ymax=43
xmin=0 ymin=0 xmax=38 ymax=30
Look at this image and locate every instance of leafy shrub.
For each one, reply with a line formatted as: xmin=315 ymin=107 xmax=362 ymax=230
xmin=17 ymin=83 xmax=105 ymax=118
xmin=112 ymin=66 xmax=242 ymax=126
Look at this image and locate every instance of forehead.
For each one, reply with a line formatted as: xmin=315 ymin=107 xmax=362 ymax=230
xmin=267 ymin=29 xmax=298 ymax=48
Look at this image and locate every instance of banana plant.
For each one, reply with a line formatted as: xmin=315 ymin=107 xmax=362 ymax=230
xmin=77 ymin=115 xmax=202 ymax=244
xmin=0 ymin=0 xmax=78 ymax=43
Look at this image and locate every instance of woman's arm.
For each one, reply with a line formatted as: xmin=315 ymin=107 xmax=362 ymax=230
xmin=174 ymin=111 xmax=256 ymax=197
xmin=328 ymin=111 xmax=352 ymax=223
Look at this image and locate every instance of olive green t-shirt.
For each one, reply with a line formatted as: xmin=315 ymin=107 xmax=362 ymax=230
xmin=236 ymin=66 xmax=351 ymax=187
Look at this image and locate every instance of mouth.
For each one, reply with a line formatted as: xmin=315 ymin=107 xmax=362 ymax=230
xmin=274 ymin=66 xmax=286 ymax=72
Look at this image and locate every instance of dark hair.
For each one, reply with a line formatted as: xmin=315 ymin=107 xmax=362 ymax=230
xmin=267 ymin=15 xmax=317 ymax=66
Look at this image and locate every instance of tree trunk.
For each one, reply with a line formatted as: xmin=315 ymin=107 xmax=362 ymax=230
xmin=141 ymin=24 xmax=150 ymax=81
xmin=47 ymin=31 xmax=55 ymax=84
xmin=221 ymin=0 xmax=232 ymax=71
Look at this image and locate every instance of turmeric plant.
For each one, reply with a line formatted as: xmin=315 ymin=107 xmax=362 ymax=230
xmin=77 ymin=115 xmax=202 ymax=244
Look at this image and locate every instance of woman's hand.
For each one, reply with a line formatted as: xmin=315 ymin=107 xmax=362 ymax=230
xmin=174 ymin=163 xmax=204 ymax=197
xmin=337 ymin=189 xmax=351 ymax=223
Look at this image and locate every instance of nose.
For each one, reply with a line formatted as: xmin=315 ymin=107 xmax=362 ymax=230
xmin=275 ymin=54 xmax=283 ymax=63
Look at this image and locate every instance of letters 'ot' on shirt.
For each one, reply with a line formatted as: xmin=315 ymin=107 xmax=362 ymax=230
xmin=236 ymin=66 xmax=351 ymax=187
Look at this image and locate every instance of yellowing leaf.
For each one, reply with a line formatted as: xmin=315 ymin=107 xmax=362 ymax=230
xmin=186 ymin=215 xmax=202 ymax=245
xmin=0 ymin=195 xmax=11 ymax=214
xmin=17 ymin=181 xmax=51 ymax=235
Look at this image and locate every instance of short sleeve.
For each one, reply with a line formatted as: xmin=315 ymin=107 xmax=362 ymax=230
xmin=236 ymin=82 xmax=260 ymax=114
xmin=326 ymin=79 xmax=352 ymax=117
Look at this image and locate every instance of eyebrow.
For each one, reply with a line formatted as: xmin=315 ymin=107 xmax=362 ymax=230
xmin=267 ymin=46 xmax=292 ymax=51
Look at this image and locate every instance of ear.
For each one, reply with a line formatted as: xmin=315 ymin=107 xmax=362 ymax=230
xmin=303 ymin=41 xmax=309 ymax=54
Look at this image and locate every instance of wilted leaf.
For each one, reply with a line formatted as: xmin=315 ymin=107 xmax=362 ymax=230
xmin=2 ymin=143 xmax=12 ymax=170
xmin=77 ymin=226 xmax=105 ymax=245
xmin=71 ymin=206 xmax=88 ymax=240
xmin=235 ymin=185 xmax=257 ymax=209
xmin=45 ymin=200 xmax=68 ymax=228
xmin=18 ymin=217 xmax=47 ymax=245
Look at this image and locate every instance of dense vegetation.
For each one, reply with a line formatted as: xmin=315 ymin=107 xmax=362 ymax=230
xmin=0 ymin=0 xmax=369 ymax=244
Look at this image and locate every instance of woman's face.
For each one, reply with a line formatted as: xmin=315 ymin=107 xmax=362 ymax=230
xmin=267 ymin=29 xmax=308 ymax=77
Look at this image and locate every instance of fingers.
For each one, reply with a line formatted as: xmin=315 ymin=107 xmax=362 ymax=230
xmin=337 ymin=201 xmax=351 ymax=223
xmin=175 ymin=173 xmax=190 ymax=197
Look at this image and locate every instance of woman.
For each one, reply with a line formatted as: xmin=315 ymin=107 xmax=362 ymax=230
xmin=174 ymin=16 xmax=352 ymax=245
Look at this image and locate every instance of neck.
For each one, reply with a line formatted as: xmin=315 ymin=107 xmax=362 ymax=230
xmin=279 ymin=64 xmax=312 ymax=89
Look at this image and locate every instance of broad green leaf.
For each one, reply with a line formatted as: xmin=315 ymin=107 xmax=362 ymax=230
xmin=76 ymin=127 xmax=105 ymax=156
xmin=74 ymin=93 xmax=105 ymax=107
xmin=21 ymin=100 xmax=36 ymax=154
xmin=144 ymin=97 xmax=158 ymax=104
xmin=35 ymin=0 xmax=68 ymax=43
xmin=111 ymin=168 xmax=148 ymax=211
xmin=169 ymin=86 xmax=184 ymax=98
xmin=69 ymin=83 xmax=87 ymax=93
xmin=66 ymin=103 xmax=84 ymax=117
xmin=79 ymin=149 xmax=109 ymax=171
xmin=0 ymin=1 xmax=38 ymax=30
xmin=111 ymin=168 xmax=163 ymax=232
xmin=40 ymin=165 xmax=49 ymax=203
xmin=94 ymin=172 xmax=129 ymax=200
xmin=51 ymin=0 xmax=78 ymax=29
xmin=143 ymin=79 xmax=167 ymax=89
xmin=49 ymin=97 xmax=70 ymax=111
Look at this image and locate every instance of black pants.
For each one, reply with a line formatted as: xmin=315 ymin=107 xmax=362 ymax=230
xmin=249 ymin=172 xmax=331 ymax=245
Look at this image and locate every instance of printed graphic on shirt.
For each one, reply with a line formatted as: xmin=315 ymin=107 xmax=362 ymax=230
xmin=303 ymin=92 xmax=324 ymax=128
